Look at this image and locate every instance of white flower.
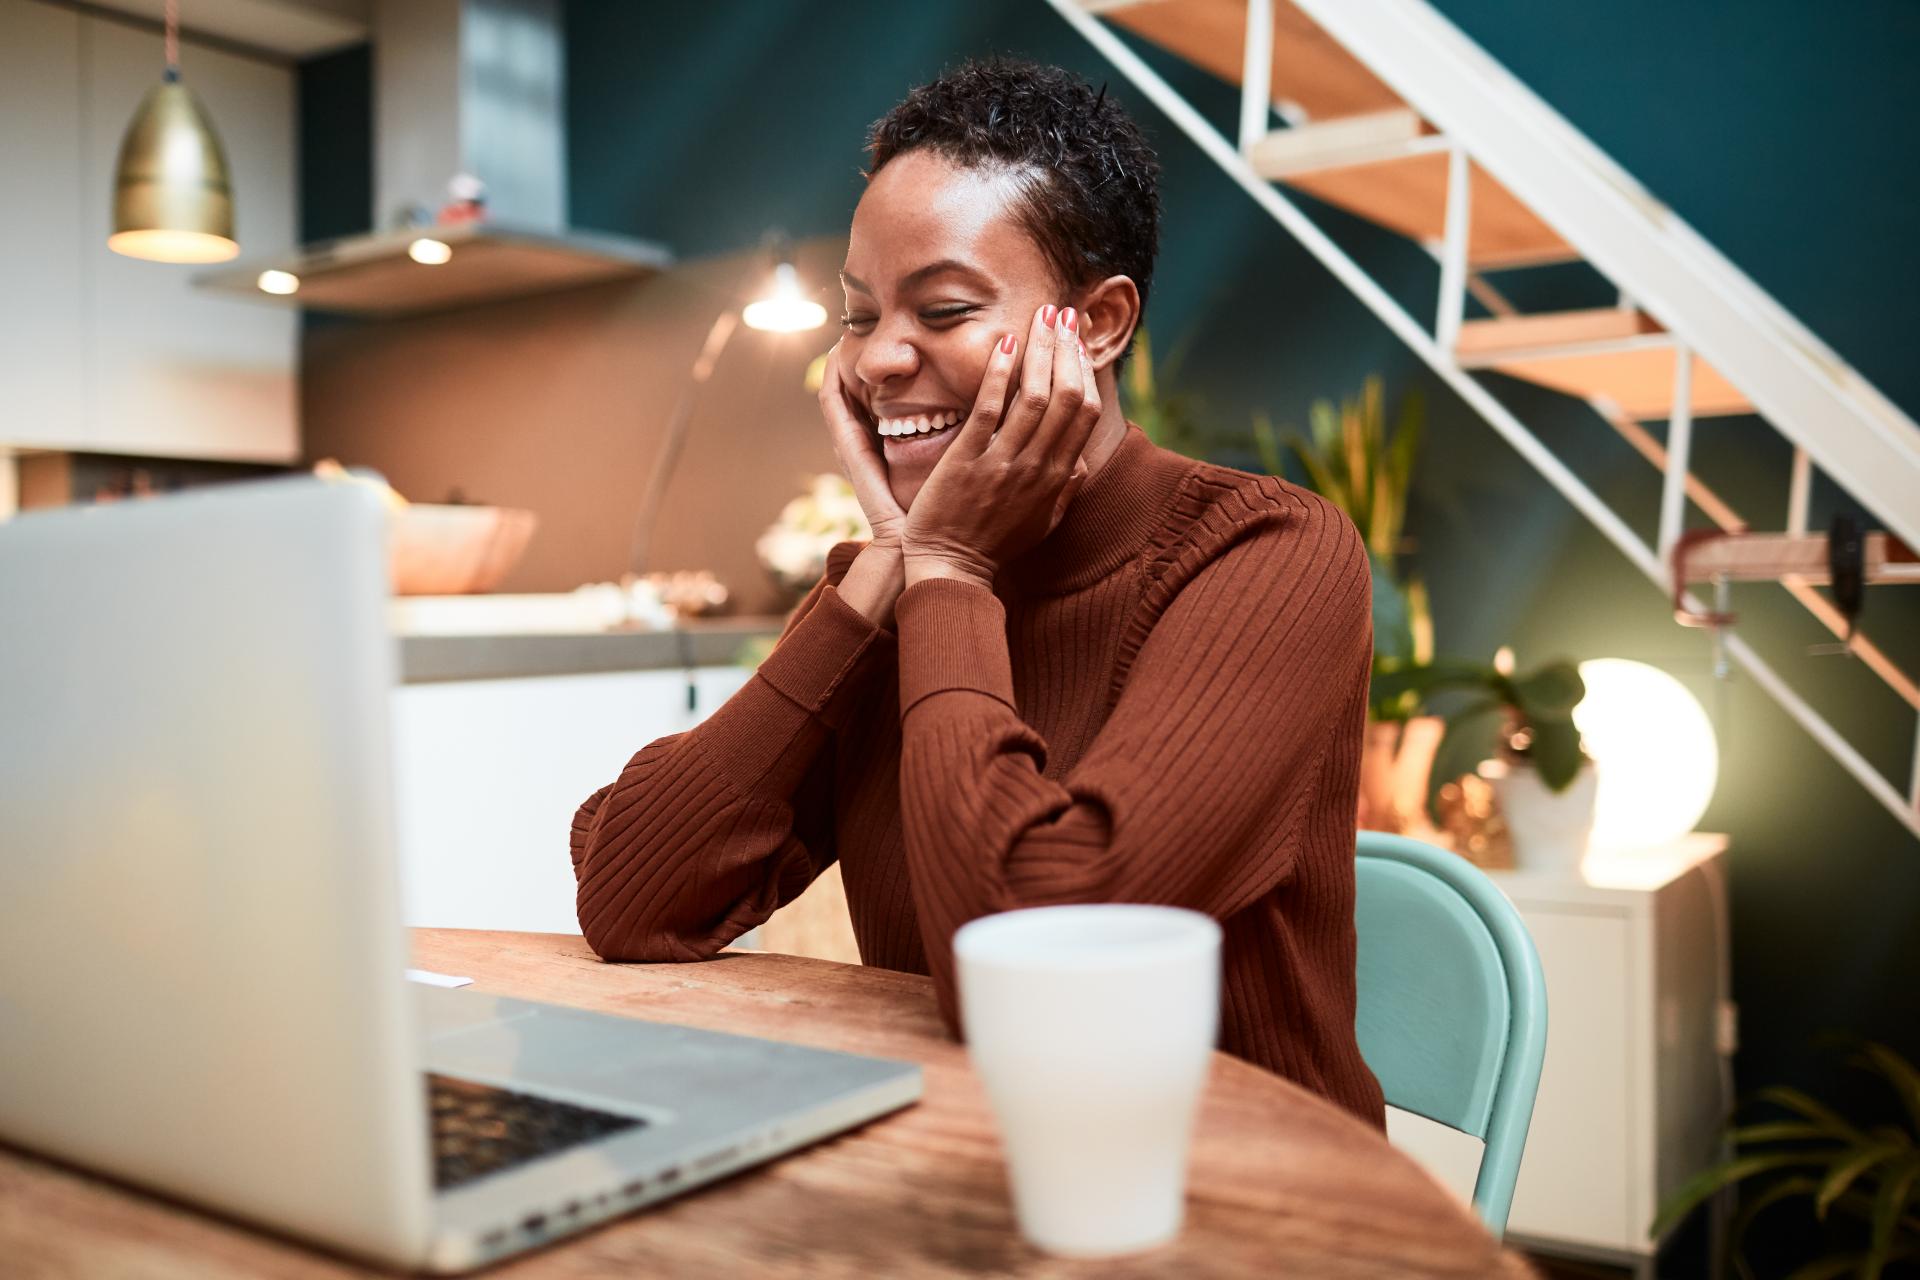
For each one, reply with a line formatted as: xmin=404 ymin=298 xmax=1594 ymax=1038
xmin=757 ymin=474 xmax=871 ymax=587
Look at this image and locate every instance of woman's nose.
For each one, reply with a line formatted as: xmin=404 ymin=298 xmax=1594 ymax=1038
xmin=852 ymin=322 xmax=919 ymax=389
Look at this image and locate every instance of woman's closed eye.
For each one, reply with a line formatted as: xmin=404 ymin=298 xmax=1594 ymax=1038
xmin=838 ymin=304 xmax=981 ymax=334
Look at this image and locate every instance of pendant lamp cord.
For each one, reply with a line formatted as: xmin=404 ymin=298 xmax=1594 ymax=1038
xmin=164 ymin=0 xmax=180 ymax=76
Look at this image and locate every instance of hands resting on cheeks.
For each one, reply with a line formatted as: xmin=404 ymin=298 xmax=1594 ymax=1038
xmin=816 ymin=303 xmax=1105 ymax=628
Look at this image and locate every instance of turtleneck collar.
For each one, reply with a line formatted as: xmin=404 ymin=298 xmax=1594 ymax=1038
xmin=997 ymin=423 xmax=1198 ymax=597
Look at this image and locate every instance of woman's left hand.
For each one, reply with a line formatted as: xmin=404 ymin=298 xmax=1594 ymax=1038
xmin=902 ymin=304 xmax=1099 ymax=590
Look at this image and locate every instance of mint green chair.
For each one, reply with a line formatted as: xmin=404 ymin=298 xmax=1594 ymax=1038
xmin=1354 ymin=831 xmax=1548 ymax=1237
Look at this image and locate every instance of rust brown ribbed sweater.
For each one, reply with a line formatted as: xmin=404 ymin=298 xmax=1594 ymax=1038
xmin=571 ymin=424 xmax=1386 ymax=1128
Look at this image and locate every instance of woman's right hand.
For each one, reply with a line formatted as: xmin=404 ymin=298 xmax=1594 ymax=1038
xmin=817 ymin=341 xmax=906 ymax=627
xmin=818 ymin=341 xmax=906 ymax=549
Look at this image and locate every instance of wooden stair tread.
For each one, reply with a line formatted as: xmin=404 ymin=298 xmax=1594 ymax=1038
xmin=1461 ymin=324 xmax=1753 ymax=420
xmin=1244 ymin=109 xmax=1429 ymax=174
xmin=1098 ymin=0 xmax=1402 ymax=119
xmin=1278 ymin=147 xmax=1574 ymax=267
xmin=1457 ymin=309 xmax=1664 ymax=356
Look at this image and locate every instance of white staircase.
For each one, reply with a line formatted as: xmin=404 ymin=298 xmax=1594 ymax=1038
xmin=1053 ymin=0 xmax=1920 ymax=840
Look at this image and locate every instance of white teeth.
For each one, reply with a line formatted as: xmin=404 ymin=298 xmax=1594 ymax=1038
xmin=876 ymin=411 xmax=961 ymax=438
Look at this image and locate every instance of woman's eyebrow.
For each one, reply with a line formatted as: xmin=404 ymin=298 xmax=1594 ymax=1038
xmin=839 ymin=260 xmax=994 ymax=296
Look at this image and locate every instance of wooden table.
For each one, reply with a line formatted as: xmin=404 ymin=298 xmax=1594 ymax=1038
xmin=0 ymin=930 xmax=1532 ymax=1278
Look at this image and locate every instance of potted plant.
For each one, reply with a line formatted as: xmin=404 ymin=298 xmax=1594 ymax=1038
xmin=1651 ymin=1038 xmax=1920 ymax=1278
xmin=1368 ymin=655 xmax=1596 ymax=872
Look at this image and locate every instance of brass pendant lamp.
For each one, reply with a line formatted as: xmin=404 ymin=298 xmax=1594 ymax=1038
xmin=107 ymin=0 xmax=238 ymax=264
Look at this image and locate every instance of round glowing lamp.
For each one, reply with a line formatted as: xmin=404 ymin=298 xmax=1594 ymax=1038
xmin=1572 ymin=658 xmax=1718 ymax=851
xmin=742 ymin=261 xmax=827 ymax=333
xmin=408 ymin=237 xmax=453 ymax=265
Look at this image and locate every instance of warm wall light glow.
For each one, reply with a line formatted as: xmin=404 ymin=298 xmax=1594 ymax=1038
xmin=743 ymin=261 xmax=827 ymax=333
xmin=256 ymin=269 xmax=299 ymax=295
xmin=408 ymin=238 xmax=453 ymax=265
xmin=1572 ymin=658 xmax=1719 ymax=851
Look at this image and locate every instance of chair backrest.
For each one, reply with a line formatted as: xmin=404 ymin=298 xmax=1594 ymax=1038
xmin=1354 ymin=831 xmax=1547 ymax=1237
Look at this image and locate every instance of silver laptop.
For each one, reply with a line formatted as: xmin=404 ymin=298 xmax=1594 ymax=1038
xmin=0 ymin=477 xmax=921 ymax=1272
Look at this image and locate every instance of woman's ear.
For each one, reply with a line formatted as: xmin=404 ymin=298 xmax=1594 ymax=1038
xmin=1075 ymin=276 xmax=1141 ymax=373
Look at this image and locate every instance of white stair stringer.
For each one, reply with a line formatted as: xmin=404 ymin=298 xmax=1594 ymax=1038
xmin=1045 ymin=0 xmax=1920 ymax=840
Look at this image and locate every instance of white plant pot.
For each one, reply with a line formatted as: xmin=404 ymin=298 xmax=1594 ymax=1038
xmin=1490 ymin=760 xmax=1598 ymax=875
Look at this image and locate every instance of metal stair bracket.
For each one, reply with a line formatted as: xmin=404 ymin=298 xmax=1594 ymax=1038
xmin=1048 ymin=0 xmax=1920 ymax=838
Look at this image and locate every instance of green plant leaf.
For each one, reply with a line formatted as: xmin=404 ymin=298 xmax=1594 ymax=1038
xmin=1405 ymin=576 xmax=1434 ymax=665
xmin=1367 ymin=659 xmax=1495 ymax=705
xmin=1385 ymin=386 xmax=1426 ymax=550
xmin=1857 ymin=1042 xmax=1920 ymax=1139
xmin=1752 ymin=1086 xmax=1869 ymax=1144
xmin=1816 ymin=1143 xmax=1904 ymax=1220
xmin=1649 ymin=1152 xmax=1836 ymax=1239
xmin=1866 ymin=1159 xmax=1912 ymax=1274
xmin=1728 ymin=1121 xmax=1848 ymax=1148
xmin=1286 ymin=429 xmax=1342 ymax=507
xmin=1370 ymin=553 xmax=1414 ymax=666
xmin=1310 ymin=399 xmax=1344 ymax=498
xmin=1343 ymin=395 xmax=1368 ymax=529
xmin=1864 ymin=1154 xmax=1920 ymax=1279
xmin=1511 ymin=663 xmax=1586 ymax=720
xmin=1528 ymin=717 xmax=1587 ymax=792
xmin=1251 ymin=413 xmax=1285 ymax=478
xmin=1425 ymin=698 xmax=1506 ymax=822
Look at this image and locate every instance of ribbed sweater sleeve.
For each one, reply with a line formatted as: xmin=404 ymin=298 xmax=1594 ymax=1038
xmin=572 ymin=575 xmax=894 ymax=961
xmin=892 ymin=501 xmax=1373 ymax=1035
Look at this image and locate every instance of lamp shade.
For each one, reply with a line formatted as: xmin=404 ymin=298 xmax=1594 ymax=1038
xmin=108 ymin=74 xmax=238 ymax=264
xmin=1572 ymin=658 xmax=1719 ymax=851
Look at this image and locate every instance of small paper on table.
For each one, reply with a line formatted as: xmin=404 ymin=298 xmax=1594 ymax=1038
xmin=406 ymin=968 xmax=474 ymax=989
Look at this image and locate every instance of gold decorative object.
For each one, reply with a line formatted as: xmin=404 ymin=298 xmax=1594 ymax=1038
xmin=641 ymin=570 xmax=730 ymax=618
xmin=1432 ymin=772 xmax=1514 ymax=871
xmin=108 ymin=1 xmax=238 ymax=264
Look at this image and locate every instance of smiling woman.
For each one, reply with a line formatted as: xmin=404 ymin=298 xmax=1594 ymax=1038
xmin=568 ymin=59 xmax=1387 ymax=1129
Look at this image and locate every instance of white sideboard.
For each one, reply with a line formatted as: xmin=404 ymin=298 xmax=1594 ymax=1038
xmin=1388 ymin=835 xmax=1731 ymax=1276
xmin=0 ymin=0 xmax=297 ymax=461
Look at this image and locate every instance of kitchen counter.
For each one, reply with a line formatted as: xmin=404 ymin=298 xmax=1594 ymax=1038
xmin=391 ymin=594 xmax=785 ymax=684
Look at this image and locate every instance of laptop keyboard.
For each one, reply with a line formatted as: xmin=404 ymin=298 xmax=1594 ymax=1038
xmin=428 ymin=1074 xmax=646 ymax=1191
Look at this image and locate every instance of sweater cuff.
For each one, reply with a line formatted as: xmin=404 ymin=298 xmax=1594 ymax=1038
xmin=756 ymin=585 xmax=894 ymax=728
xmin=895 ymin=578 xmax=1015 ymax=717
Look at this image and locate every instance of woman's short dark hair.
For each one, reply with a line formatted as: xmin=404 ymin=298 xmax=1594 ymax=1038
xmin=866 ymin=58 xmax=1161 ymax=358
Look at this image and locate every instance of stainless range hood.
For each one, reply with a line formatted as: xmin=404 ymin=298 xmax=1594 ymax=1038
xmin=196 ymin=0 xmax=671 ymax=315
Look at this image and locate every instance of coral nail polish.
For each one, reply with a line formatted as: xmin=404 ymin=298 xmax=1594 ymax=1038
xmin=999 ymin=333 xmax=1017 ymax=354
xmin=1039 ymin=304 xmax=1057 ymax=327
xmin=1063 ymin=307 xmax=1078 ymax=332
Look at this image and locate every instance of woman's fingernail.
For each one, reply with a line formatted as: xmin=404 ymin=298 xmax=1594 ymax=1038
xmin=999 ymin=333 xmax=1017 ymax=355
xmin=1039 ymin=304 xmax=1057 ymax=327
xmin=1062 ymin=307 xmax=1078 ymax=332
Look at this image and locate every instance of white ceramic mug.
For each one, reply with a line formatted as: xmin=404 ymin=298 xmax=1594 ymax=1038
xmin=953 ymin=904 xmax=1222 ymax=1257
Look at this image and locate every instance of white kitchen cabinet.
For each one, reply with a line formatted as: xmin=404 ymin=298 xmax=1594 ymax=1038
xmin=390 ymin=666 xmax=754 ymax=935
xmin=1387 ymin=835 xmax=1731 ymax=1277
xmin=0 ymin=0 xmax=87 ymax=446
xmin=0 ymin=4 xmax=297 ymax=461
